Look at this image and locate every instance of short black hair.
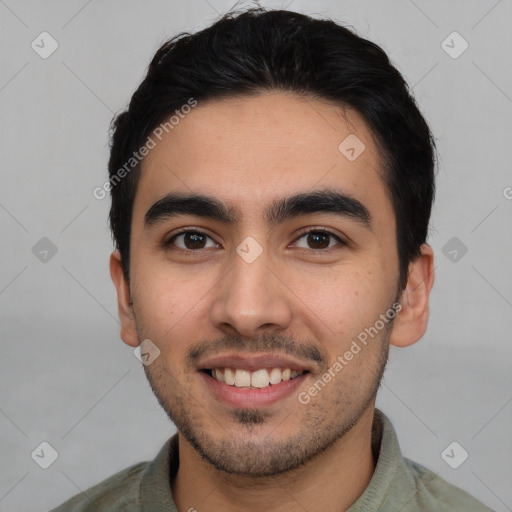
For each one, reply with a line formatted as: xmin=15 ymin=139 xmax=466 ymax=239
xmin=107 ymin=7 xmax=436 ymax=292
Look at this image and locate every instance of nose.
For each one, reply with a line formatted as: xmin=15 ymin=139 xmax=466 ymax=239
xmin=209 ymin=246 xmax=293 ymax=338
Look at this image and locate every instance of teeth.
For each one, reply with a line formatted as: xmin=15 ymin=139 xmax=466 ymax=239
xmin=210 ymin=367 xmax=305 ymax=388
xmin=269 ymin=368 xmax=282 ymax=385
xmin=224 ymin=367 xmax=235 ymax=385
xmin=251 ymin=369 xmax=269 ymax=388
xmin=234 ymin=369 xmax=251 ymax=387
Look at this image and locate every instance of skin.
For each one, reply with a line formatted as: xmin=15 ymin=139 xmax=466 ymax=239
xmin=110 ymin=92 xmax=434 ymax=512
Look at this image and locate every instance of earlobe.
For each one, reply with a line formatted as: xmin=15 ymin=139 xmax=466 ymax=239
xmin=109 ymin=250 xmax=140 ymax=348
xmin=390 ymin=244 xmax=435 ymax=348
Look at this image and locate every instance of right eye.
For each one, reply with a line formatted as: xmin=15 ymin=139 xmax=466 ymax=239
xmin=164 ymin=230 xmax=220 ymax=251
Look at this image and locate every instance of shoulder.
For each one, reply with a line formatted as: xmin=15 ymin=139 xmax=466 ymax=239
xmin=48 ymin=461 xmax=149 ymax=512
xmin=403 ymin=457 xmax=495 ymax=512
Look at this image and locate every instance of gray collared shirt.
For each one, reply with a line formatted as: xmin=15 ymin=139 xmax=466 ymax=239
xmin=49 ymin=408 xmax=494 ymax=511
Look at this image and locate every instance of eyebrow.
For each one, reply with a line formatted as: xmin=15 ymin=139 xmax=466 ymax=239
xmin=144 ymin=188 xmax=372 ymax=231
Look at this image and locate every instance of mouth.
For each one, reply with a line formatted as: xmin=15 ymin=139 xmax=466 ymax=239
xmin=197 ymin=353 xmax=312 ymax=408
xmin=201 ymin=367 xmax=308 ymax=389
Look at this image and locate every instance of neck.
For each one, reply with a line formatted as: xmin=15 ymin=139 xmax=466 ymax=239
xmin=171 ymin=405 xmax=377 ymax=512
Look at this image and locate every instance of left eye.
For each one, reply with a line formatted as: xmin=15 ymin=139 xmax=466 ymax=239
xmin=293 ymin=230 xmax=344 ymax=250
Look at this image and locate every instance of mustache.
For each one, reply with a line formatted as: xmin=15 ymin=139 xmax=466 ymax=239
xmin=187 ymin=333 xmax=327 ymax=369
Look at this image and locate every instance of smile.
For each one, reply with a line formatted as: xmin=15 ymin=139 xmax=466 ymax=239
xmin=204 ymin=367 xmax=307 ymax=389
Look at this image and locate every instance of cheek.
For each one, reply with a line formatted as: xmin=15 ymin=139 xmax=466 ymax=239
xmin=290 ymin=264 xmax=393 ymax=363
xmin=132 ymin=270 xmax=188 ymax=335
xmin=295 ymin=264 xmax=382 ymax=325
xmin=132 ymin=264 xmax=219 ymax=348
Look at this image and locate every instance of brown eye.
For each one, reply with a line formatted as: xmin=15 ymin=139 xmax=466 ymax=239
xmin=166 ymin=230 xmax=218 ymax=250
xmin=306 ymin=232 xmax=330 ymax=249
xmin=293 ymin=229 xmax=345 ymax=250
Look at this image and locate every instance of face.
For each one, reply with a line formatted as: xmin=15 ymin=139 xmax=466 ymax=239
xmin=113 ymin=92 xmax=407 ymax=476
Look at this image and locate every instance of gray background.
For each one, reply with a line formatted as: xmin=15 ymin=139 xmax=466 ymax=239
xmin=1 ymin=0 xmax=511 ymax=511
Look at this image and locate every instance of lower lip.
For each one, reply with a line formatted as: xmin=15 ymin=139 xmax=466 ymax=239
xmin=200 ymin=371 xmax=308 ymax=409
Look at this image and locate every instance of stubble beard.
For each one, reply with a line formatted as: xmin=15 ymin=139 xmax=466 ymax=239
xmin=142 ymin=324 xmax=391 ymax=477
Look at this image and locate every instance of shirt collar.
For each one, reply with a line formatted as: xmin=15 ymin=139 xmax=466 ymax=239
xmin=347 ymin=408 xmax=413 ymax=511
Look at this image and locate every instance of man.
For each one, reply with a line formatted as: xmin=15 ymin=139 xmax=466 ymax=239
xmin=51 ymin=7 xmax=493 ymax=512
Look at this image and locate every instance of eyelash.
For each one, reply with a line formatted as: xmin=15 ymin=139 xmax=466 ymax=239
xmin=163 ymin=227 xmax=347 ymax=254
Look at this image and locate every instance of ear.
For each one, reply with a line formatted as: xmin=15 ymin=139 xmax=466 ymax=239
xmin=109 ymin=250 xmax=139 ymax=347
xmin=390 ymin=244 xmax=435 ymax=348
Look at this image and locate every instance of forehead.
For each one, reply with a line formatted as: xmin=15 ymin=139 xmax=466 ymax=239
xmin=132 ymin=92 xmax=393 ymax=228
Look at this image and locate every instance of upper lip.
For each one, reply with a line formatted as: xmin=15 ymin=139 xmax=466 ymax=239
xmin=197 ymin=352 xmax=313 ymax=373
